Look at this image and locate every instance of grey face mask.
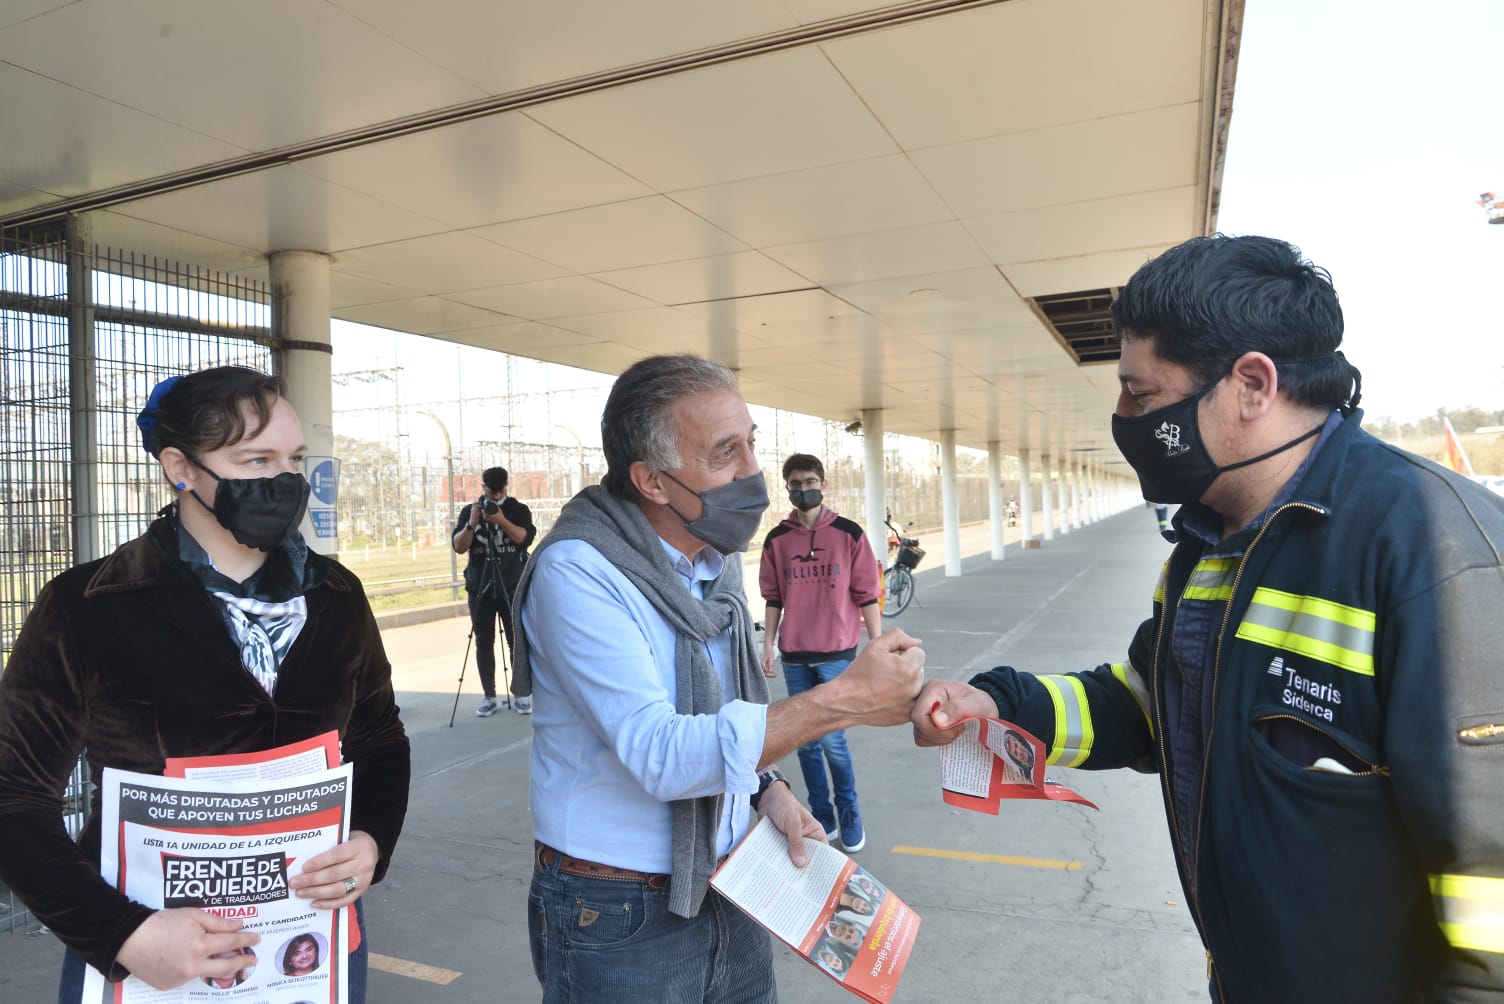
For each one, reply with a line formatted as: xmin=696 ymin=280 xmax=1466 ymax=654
xmin=660 ymin=469 xmax=770 ymax=554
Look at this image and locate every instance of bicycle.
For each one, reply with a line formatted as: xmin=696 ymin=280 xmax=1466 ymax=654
xmin=882 ymin=512 xmax=924 ymax=617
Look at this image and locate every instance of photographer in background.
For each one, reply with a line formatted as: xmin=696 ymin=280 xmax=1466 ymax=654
xmin=453 ymin=466 xmax=536 ymax=716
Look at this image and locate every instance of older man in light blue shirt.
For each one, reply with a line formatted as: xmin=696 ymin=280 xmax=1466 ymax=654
xmin=526 ymin=538 xmax=762 ymax=873
xmin=515 ymin=354 xmax=924 ymax=1004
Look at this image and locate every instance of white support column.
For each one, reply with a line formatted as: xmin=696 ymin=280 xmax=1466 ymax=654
xmin=1058 ymin=434 xmax=1072 ymax=535
xmin=1018 ymin=449 xmax=1034 ymax=546
xmin=1088 ymin=462 xmax=1102 ymax=522
xmin=1041 ymin=460 xmax=1054 ymax=541
xmin=987 ymin=440 xmax=1005 ymax=560
xmin=1053 ymin=425 xmax=1069 ymax=536
xmin=1070 ymin=459 xmax=1083 ymax=529
xmin=271 ymin=250 xmax=335 ymax=555
xmin=939 ymin=429 xmax=961 ymax=576
xmin=861 ymin=408 xmax=886 ymax=570
xmin=1039 ymin=410 xmax=1054 ymax=543
xmin=1082 ymin=462 xmax=1093 ymax=523
xmin=1056 ymin=454 xmax=1070 ymax=536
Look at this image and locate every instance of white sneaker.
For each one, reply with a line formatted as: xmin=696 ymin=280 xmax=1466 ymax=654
xmin=514 ymin=696 xmax=532 ymax=715
xmin=475 ymin=698 xmax=498 ymax=717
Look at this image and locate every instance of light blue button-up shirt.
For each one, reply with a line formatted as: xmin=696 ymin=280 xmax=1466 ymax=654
xmin=520 ymin=536 xmax=768 ymax=872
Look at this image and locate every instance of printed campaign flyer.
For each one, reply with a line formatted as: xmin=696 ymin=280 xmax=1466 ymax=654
xmin=81 ymin=763 xmax=352 ymax=1004
xmin=711 ymin=817 xmax=921 ymax=1003
xmin=939 ymin=718 xmax=1098 ymax=814
xmin=166 ymin=731 xmax=361 ymax=956
xmin=164 ymin=732 xmax=341 ymax=784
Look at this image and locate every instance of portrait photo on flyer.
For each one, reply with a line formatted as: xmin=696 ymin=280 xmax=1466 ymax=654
xmin=710 ymin=816 xmax=921 ymax=1003
xmin=939 ymin=718 xmax=1099 ymax=814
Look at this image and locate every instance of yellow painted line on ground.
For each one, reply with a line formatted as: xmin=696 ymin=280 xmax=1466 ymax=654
xmin=368 ymin=952 xmax=463 ymax=985
xmin=891 ymin=845 xmax=1083 ymax=871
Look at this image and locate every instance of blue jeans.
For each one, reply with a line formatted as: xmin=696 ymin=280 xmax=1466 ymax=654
xmin=58 ymin=899 xmax=368 ymax=1003
xmin=782 ymin=659 xmax=860 ymax=819
xmin=529 ymin=850 xmax=777 ymax=1003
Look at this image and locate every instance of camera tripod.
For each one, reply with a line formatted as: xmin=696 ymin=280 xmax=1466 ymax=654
xmin=448 ymin=543 xmax=518 ymax=726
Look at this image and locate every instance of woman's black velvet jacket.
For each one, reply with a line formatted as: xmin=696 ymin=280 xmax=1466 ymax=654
xmin=0 ymin=517 xmax=410 ymax=979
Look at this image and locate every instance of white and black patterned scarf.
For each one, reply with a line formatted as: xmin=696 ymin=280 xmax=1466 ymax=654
xmin=209 ymin=592 xmax=308 ymax=695
xmin=172 ymin=509 xmax=312 ymax=695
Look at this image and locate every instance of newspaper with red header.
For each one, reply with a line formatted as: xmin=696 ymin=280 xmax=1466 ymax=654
xmin=710 ymin=816 xmax=921 ymax=1002
xmin=939 ymin=717 xmax=1099 ymax=814
xmin=165 ymin=731 xmax=362 ymax=956
xmin=164 ymin=731 xmax=340 ymax=784
xmin=80 ymin=734 xmax=352 ymax=1004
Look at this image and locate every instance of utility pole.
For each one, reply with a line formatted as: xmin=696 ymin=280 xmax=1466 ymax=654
xmin=418 ymin=410 xmax=460 ymax=600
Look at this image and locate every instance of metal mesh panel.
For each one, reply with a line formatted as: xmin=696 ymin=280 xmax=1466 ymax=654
xmin=0 ymin=231 xmax=72 ymax=685
xmin=89 ymin=247 xmax=272 ymax=554
xmin=0 ymin=229 xmax=271 ymax=932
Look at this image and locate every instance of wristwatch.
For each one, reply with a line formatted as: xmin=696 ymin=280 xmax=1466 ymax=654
xmin=749 ymin=768 xmax=789 ymax=811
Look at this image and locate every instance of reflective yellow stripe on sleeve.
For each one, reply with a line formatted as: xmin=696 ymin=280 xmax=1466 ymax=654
xmin=1036 ymin=675 xmax=1093 ymax=768
xmin=1235 ymin=587 xmax=1376 ymax=677
xmin=1110 ymin=660 xmax=1154 ymax=740
xmin=1430 ymin=873 xmax=1504 ymax=954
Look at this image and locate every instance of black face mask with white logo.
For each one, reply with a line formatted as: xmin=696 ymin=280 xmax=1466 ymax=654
xmin=1110 ymin=380 xmax=1321 ymax=505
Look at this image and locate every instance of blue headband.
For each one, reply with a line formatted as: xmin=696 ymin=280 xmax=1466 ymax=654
xmin=136 ymin=375 xmax=183 ymax=457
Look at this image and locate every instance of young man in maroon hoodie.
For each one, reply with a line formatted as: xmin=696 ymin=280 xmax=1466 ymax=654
xmin=759 ymin=454 xmax=883 ymax=851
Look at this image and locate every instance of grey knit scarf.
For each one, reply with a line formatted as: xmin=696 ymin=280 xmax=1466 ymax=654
xmin=510 ymin=484 xmax=768 ymax=918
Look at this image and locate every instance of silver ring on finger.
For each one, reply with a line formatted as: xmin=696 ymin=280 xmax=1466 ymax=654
xmin=342 ymin=876 xmax=358 ymax=894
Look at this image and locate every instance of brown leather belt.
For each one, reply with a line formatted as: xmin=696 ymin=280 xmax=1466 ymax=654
xmin=534 ymin=841 xmax=670 ymax=890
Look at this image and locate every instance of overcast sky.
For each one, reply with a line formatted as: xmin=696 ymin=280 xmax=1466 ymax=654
xmin=1216 ymin=0 xmax=1504 ymax=421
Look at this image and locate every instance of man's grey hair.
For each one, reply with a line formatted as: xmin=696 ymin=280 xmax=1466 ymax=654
xmin=601 ymin=354 xmax=739 ymax=499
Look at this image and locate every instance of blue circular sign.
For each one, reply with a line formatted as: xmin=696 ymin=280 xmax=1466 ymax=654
xmin=310 ymin=460 xmax=338 ymax=505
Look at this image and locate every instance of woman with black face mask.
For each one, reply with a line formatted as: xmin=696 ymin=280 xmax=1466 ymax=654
xmin=0 ymin=366 xmax=409 ymax=1002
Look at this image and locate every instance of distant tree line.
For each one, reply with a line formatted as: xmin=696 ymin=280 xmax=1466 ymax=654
xmin=1366 ymin=409 xmax=1504 ymax=475
xmin=1364 ymin=408 xmax=1504 ymax=441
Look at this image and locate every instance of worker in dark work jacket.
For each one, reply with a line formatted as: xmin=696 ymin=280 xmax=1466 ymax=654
xmin=912 ymin=234 xmax=1504 ymax=1003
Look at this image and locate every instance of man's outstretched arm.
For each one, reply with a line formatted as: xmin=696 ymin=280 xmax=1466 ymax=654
xmin=759 ymin=628 xmax=924 ymax=769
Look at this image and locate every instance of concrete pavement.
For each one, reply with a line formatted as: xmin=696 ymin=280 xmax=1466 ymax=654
xmin=0 ymin=507 xmax=1209 ymax=1003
